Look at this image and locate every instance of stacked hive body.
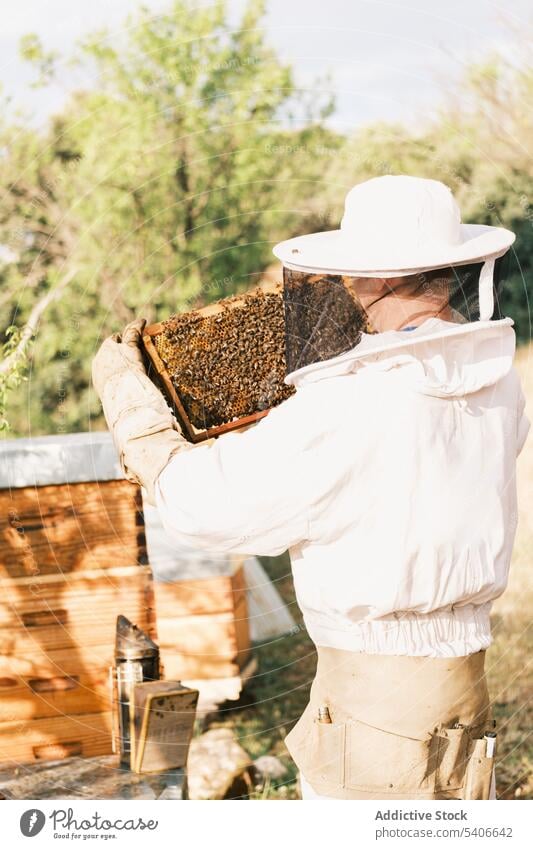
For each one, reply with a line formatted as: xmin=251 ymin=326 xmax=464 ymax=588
xmin=0 ymin=433 xmax=155 ymax=766
xmin=154 ymin=561 xmax=251 ymax=683
xmin=143 ymin=503 xmax=252 ymax=701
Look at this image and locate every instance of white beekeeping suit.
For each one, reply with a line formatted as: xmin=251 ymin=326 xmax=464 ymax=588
xmin=93 ymin=175 xmax=529 ymax=800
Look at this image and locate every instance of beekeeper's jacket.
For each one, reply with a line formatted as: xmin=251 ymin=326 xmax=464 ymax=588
xmin=155 ymin=317 xmax=529 ymax=658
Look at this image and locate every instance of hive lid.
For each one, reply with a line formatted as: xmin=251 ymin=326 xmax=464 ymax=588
xmin=0 ymin=431 xmax=124 ymax=489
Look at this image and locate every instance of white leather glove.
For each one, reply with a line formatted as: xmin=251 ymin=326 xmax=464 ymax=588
xmin=92 ymin=319 xmax=190 ymax=504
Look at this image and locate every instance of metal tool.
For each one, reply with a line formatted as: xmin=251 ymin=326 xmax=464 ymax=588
xmin=484 ymin=731 xmax=497 ymax=758
xmin=111 ymin=615 xmax=160 ymax=767
xmin=317 ymin=705 xmax=332 ymax=724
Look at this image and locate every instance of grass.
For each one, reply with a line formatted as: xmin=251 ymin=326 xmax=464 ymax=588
xmin=212 ymin=343 xmax=533 ymax=800
xmin=207 ymin=551 xmax=314 ymax=799
xmin=486 ymin=342 xmax=533 ymax=799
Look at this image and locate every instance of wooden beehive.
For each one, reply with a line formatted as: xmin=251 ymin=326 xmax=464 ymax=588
xmin=142 ymin=285 xmax=295 ymax=443
xmin=154 ymin=559 xmax=251 ymax=682
xmin=0 ymin=433 xmax=156 ymax=766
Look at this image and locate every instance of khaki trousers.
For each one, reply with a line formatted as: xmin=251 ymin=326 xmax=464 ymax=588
xmin=285 ymin=647 xmax=495 ymax=800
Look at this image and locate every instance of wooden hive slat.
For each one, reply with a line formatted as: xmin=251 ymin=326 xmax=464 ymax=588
xmin=0 ymin=602 xmax=153 ymax=654
xmin=0 ymin=646 xmax=114 ymax=679
xmin=153 ymin=560 xmax=250 ymax=681
xmin=0 ymin=590 xmax=153 ymax=616
xmin=0 ymin=712 xmax=113 ymax=764
xmin=0 ymin=564 xmax=155 ymax=616
xmin=157 ymin=593 xmax=251 ymax=681
xmin=233 ymin=595 xmax=252 ymax=662
xmin=0 ymin=565 xmax=153 ymax=596
xmin=153 ymin=560 xmax=246 ymax=618
xmin=0 ymin=479 xmax=146 ymax=579
xmin=0 ymin=668 xmax=111 ymax=722
xmin=157 ymin=609 xmax=243 ymax=657
xmin=0 ymin=571 xmax=156 ymax=723
xmin=0 ymin=458 xmax=156 ymax=766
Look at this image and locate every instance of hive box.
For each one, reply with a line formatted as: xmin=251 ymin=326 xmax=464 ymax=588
xmin=143 ymin=501 xmax=252 ymax=693
xmin=154 ymin=560 xmax=251 ymax=683
xmin=0 ymin=433 xmax=155 ymax=765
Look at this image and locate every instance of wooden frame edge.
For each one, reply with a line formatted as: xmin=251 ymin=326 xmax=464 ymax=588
xmin=142 ymin=328 xmax=272 ymax=443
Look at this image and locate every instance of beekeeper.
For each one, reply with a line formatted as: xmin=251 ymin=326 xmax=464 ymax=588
xmin=93 ymin=175 xmax=529 ymax=800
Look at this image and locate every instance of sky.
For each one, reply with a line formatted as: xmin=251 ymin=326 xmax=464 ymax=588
xmin=1 ymin=0 xmax=531 ymax=132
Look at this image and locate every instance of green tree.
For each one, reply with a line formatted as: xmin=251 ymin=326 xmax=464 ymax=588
xmin=317 ymin=51 xmax=533 ymax=339
xmin=0 ymin=0 xmax=336 ymax=435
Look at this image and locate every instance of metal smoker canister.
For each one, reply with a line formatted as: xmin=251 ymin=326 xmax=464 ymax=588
xmin=112 ymin=615 xmax=160 ymax=767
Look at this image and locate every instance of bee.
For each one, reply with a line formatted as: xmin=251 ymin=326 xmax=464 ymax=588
xmin=153 ymin=288 xmax=295 ymax=430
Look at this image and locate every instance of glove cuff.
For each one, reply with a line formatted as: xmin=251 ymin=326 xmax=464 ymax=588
xmin=99 ymin=365 xmax=189 ymax=502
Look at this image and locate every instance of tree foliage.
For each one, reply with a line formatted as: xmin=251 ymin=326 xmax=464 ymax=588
xmin=0 ymin=0 xmax=335 ymax=434
xmin=0 ymin=3 xmax=531 ymax=436
xmin=315 ymin=51 xmax=533 ymax=338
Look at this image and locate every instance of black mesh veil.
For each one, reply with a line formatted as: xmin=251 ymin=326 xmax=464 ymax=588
xmin=282 ymin=270 xmax=373 ymax=374
xmin=282 ymin=256 xmax=509 ymax=374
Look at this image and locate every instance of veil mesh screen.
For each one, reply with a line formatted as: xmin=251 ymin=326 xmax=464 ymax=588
xmin=282 ymin=258 xmax=508 ymax=374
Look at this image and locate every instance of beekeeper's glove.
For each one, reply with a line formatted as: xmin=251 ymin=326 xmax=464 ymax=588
xmin=92 ymin=318 xmax=190 ymax=504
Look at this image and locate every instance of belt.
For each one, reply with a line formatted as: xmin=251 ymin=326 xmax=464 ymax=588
xmin=285 ymin=647 xmax=495 ymax=800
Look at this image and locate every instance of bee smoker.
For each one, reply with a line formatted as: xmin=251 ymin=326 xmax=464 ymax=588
xmin=110 ymin=615 xmax=160 ymax=767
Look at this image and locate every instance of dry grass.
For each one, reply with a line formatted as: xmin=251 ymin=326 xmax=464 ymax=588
xmin=487 ymin=343 xmax=533 ymax=798
xmin=213 ymin=344 xmax=533 ymax=800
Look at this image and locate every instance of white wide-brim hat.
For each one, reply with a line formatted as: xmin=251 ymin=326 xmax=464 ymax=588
xmin=273 ymin=175 xmax=515 ymax=320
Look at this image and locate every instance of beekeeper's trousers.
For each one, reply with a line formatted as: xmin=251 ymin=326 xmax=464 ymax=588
xmin=298 ymin=770 xmax=497 ymax=800
xmin=286 ymin=647 xmax=496 ymax=800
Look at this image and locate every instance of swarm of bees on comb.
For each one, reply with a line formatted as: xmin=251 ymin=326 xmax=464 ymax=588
xmin=153 ymin=288 xmax=295 ymax=430
xmin=282 ymin=269 xmax=375 ymax=373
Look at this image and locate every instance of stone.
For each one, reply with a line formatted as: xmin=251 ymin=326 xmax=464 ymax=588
xmin=187 ymin=728 xmax=253 ymax=800
xmin=253 ymin=755 xmax=288 ymax=782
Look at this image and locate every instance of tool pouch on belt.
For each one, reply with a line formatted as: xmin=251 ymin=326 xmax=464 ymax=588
xmin=285 ymin=646 xmax=496 ymax=800
xmin=434 ymin=724 xmax=495 ymax=800
xmin=286 ymin=709 xmax=495 ymax=800
xmin=463 ymin=736 xmax=495 ymax=800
